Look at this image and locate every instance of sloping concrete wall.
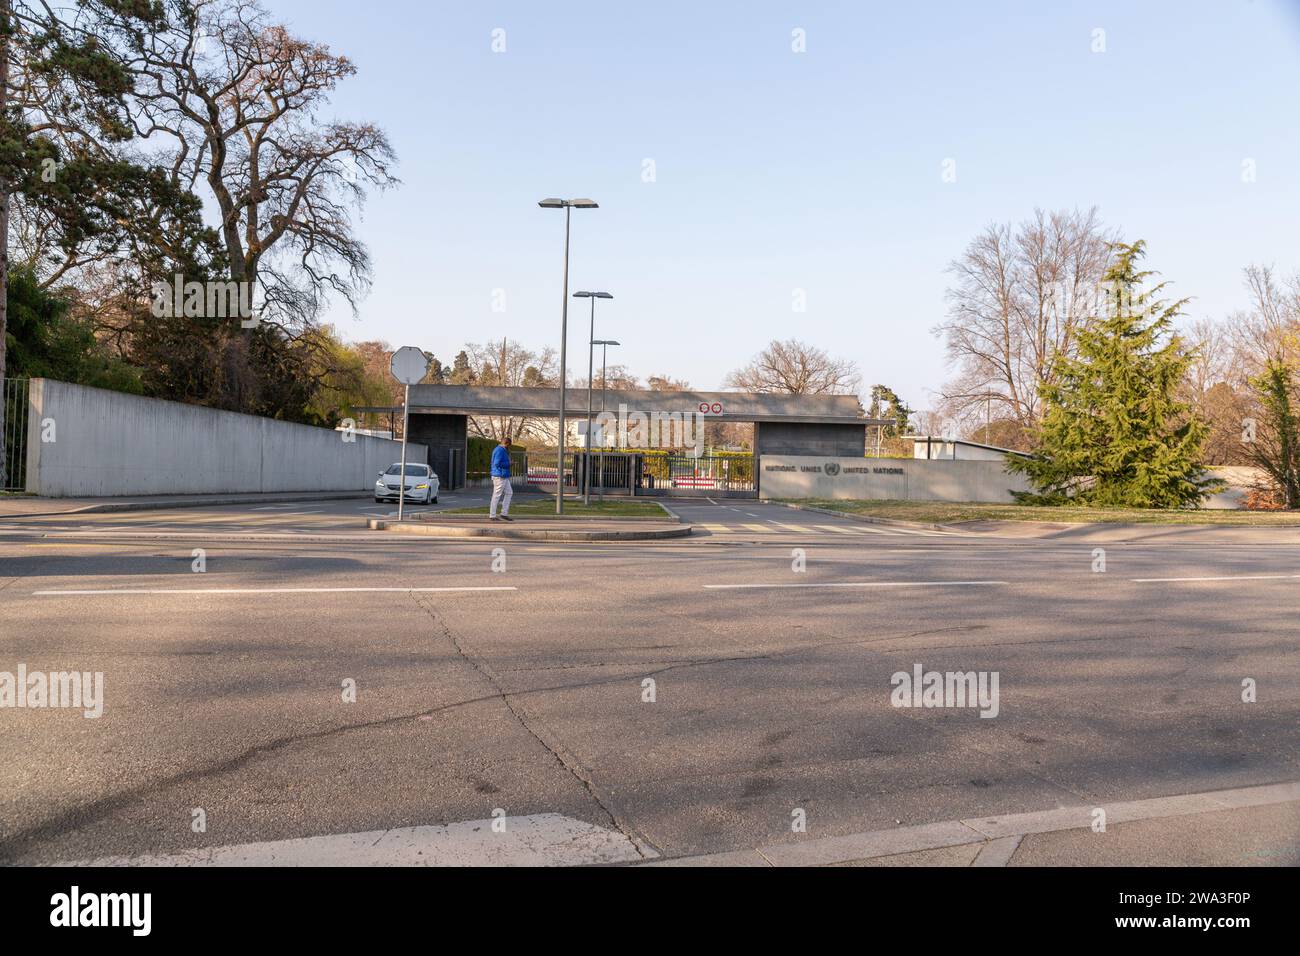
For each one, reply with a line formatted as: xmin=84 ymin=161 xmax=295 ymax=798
xmin=1203 ymin=466 xmax=1269 ymax=510
xmin=759 ymin=455 xmax=1031 ymax=502
xmin=25 ymin=379 xmax=425 ymax=497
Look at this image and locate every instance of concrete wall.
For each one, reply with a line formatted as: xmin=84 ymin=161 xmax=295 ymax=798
xmin=408 ymin=413 xmax=467 ymax=490
xmin=911 ymin=439 xmax=1020 ymax=462
xmin=758 ymin=456 xmax=1276 ymax=509
xmin=25 ymin=378 xmax=426 ymax=497
xmin=754 ymin=422 xmax=866 ymax=457
xmin=1203 ymin=466 xmax=1269 ymax=510
xmin=758 ymin=455 xmax=1031 ymax=502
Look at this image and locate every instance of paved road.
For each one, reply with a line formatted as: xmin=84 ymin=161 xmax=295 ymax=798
xmin=1 ymin=496 xmax=1296 ymax=865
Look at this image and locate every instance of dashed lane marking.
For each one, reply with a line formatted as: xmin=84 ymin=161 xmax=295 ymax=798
xmin=703 ymin=580 xmax=1006 ymax=590
xmin=1131 ymin=573 xmax=1300 ymax=583
xmin=33 ymin=586 xmax=518 ymax=596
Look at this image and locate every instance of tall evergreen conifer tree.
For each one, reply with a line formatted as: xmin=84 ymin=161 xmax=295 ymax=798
xmin=1008 ymin=241 xmax=1221 ymax=507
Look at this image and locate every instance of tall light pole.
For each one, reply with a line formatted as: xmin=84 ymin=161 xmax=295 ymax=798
xmin=538 ymin=198 xmax=598 ymax=514
xmin=592 ymin=340 xmax=620 ymax=413
xmin=574 ymin=291 xmax=613 ymax=504
xmin=592 ymin=339 xmax=620 ymax=500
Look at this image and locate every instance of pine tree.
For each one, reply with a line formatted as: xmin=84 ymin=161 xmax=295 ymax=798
xmin=1007 ymin=241 xmax=1222 ymax=508
xmin=868 ymin=384 xmax=914 ymax=437
xmin=1246 ymin=360 xmax=1300 ymax=509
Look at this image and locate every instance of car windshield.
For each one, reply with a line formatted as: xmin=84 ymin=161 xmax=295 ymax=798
xmin=385 ymin=464 xmax=428 ymax=476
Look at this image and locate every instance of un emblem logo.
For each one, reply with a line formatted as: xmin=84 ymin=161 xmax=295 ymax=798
xmin=824 ymin=462 xmax=841 ymax=476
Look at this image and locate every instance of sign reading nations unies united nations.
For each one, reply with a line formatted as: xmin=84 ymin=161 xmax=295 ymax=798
xmin=763 ymin=462 xmax=905 ymax=476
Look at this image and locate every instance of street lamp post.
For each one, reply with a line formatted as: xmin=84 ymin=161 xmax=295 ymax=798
xmin=592 ymin=339 xmax=620 ymax=500
xmin=573 ymin=291 xmax=613 ymax=505
xmin=538 ymin=199 xmax=598 ymax=514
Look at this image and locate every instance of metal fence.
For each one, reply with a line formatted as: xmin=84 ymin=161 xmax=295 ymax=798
xmin=2 ymin=378 xmax=30 ymax=492
xmin=524 ymin=452 xmax=578 ymax=490
xmin=639 ymin=454 xmax=755 ymax=494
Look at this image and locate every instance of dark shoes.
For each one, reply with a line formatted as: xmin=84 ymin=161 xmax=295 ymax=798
xmin=500 ymin=515 xmax=513 ymax=522
xmin=489 ymin=515 xmax=500 ymax=521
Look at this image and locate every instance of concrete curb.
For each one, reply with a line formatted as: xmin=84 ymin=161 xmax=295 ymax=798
xmin=655 ymin=501 xmax=685 ymax=523
xmin=642 ymin=779 xmax=1300 ymax=867
xmin=1 ymin=491 xmax=369 ymax=518
xmin=424 ymin=513 xmax=672 ymax=522
xmin=774 ymin=501 xmax=961 ymax=533
xmin=368 ymin=519 xmax=693 ymax=542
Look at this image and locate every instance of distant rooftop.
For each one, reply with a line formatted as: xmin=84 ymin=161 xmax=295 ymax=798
xmin=910 ymin=435 xmax=1033 ymax=458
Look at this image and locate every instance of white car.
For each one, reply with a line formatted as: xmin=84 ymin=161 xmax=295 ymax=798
xmin=375 ymin=462 xmax=439 ymax=504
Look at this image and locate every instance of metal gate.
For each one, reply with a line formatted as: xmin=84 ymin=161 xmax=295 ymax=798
xmin=636 ymin=454 xmax=756 ymax=498
xmin=2 ymin=378 xmax=30 ymax=492
xmin=576 ymin=452 xmax=636 ymax=496
xmin=524 ymin=451 xmax=577 ymax=492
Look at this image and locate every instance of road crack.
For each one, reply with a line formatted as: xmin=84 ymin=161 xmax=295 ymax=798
xmin=409 ymin=593 xmax=654 ymax=859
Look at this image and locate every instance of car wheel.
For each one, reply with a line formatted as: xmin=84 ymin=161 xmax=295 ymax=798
xmin=375 ymin=497 xmax=383 ymax=503
xmin=431 ymin=496 xmax=438 ymax=504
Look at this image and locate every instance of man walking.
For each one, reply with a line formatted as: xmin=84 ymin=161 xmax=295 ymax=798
xmin=489 ymin=436 xmax=514 ymax=521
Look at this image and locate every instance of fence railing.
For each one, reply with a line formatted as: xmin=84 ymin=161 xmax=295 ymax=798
xmin=640 ymin=454 xmax=754 ymax=492
xmin=2 ymin=378 xmax=30 ymax=492
xmin=524 ymin=452 xmax=578 ymax=489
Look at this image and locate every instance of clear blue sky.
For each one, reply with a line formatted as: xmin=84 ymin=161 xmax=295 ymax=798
xmin=273 ymin=0 xmax=1300 ymax=410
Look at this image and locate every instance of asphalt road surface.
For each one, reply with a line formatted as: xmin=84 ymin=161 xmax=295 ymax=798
xmin=1 ymin=494 xmax=1297 ymax=865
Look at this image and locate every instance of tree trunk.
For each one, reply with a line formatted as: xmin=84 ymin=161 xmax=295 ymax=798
xmin=0 ymin=0 xmax=11 ymax=489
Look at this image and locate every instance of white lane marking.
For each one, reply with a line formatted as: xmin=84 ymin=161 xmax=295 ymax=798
xmin=60 ymin=813 xmax=652 ymax=867
xmin=814 ymin=524 xmax=856 ymax=534
xmin=741 ymin=523 xmax=772 ymax=533
xmin=1131 ymin=573 xmax=1300 ymax=583
xmin=33 ymin=586 xmax=518 ymax=596
xmin=703 ymin=581 xmax=1005 ymax=590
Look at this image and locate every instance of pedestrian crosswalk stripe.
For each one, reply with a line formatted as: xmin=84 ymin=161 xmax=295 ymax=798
xmin=697 ymin=521 xmax=943 ymax=537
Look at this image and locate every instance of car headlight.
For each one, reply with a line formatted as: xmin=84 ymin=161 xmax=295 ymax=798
xmin=415 ymin=483 xmax=428 ymax=489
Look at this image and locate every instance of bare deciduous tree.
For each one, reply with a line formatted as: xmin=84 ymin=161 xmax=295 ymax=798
xmin=724 ymin=338 xmax=860 ymax=395
xmin=1229 ymin=265 xmax=1300 ymax=370
xmin=465 ymin=338 xmax=557 ymax=441
xmin=934 ymin=207 xmax=1114 ymax=433
xmin=107 ymin=0 xmax=397 ymax=328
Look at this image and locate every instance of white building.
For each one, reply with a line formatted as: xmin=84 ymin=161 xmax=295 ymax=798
xmin=911 ymin=436 xmax=1031 ymax=461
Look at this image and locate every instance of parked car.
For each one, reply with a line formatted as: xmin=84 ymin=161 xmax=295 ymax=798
xmin=375 ymin=462 xmax=439 ymax=504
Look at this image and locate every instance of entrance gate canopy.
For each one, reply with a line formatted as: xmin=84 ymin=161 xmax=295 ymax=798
xmin=368 ymin=384 xmax=882 ymax=425
xmin=354 ymin=385 xmax=891 ymax=489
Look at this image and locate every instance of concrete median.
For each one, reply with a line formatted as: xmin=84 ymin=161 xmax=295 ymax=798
xmin=366 ymin=517 xmax=693 ymax=541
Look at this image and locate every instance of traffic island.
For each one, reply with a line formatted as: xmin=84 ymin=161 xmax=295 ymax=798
xmin=366 ymin=516 xmax=693 ymax=541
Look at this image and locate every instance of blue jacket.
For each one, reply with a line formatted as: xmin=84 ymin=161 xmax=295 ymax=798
xmin=490 ymin=444 xmax=512 ymax=478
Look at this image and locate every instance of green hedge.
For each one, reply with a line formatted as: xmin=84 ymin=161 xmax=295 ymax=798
xmin=467 ymin=436 xmax=527 ymax=477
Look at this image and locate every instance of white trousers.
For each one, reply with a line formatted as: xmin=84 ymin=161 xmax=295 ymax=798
xmin=490 ymin=476 xmax=513 ymax=516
